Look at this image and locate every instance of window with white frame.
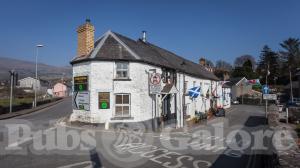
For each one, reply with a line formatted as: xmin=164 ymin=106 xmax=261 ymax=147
xmin=115 ymin=94 xmax=130 ymax=117
xmin=116 ymin=62 xmax=129 ymax=79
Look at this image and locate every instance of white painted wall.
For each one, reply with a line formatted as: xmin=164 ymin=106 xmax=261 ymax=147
xmin=182 ymin=75 xmax=212 ymax=118
xmin=71 ymin=61 xmax=162 ymax=124
xmin=70 ymin=61 xmax=223 ymax=127
xmin=223 ymin=87 xmax=231 ymax=109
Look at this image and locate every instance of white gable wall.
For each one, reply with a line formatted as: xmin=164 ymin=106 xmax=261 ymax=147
xmin=71 ymin=61 xmax=163 ymax=123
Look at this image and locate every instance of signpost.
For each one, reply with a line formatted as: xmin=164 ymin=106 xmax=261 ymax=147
xmin=262 ymin=85 xmax=270 ymax=119
xmin=149 ymin=72 xmax=162 ymax=131
xmin=149 ymin=73 xmax=162 ymax=94
xmin=263 ymin=94 xmax=277 ymax=100
xmin=73 ymin=91 xmax=90 ymax=111
xmin=262 ymin=85 xmax=269 ymax=94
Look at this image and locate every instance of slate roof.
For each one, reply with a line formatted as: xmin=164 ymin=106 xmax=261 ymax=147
xmin=71 ymin=31 xmax=219 ymax=81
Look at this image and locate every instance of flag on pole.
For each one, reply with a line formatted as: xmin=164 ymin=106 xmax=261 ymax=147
xmin=247 ymin=79 xmax=261 ymax=85
xmin=188 ymin=86 xmax=201 ymax=98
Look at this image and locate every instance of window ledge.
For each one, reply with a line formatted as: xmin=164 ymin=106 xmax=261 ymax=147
xmin=113 ymin=78 xmax=132 ymax=81
xmin=111 ymin=117 xmax=134 ymax=120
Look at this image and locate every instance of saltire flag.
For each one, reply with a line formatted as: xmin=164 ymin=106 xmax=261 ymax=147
xmin=247 ymin=79 xmax=260 ymax=85
xmin=188 ymin=86 xmax=201 ymax=98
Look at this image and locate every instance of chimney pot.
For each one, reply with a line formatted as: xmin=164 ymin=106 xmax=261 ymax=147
xmin=199 ymin=58 xmax=206 ymax=66
xmin=142 ymin=31 xmax=147 ymax=42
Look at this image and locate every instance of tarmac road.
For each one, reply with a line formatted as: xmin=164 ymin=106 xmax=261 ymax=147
xmin=0 ymin=100 xmax=275 ymax=168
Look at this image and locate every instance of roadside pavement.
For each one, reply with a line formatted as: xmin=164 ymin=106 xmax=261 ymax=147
xmin=267 ymin=105 xmax=300 ymax=168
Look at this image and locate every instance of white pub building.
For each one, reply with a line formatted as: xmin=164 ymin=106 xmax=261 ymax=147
xmin=70 ymin=20 xmax=225 ymax=129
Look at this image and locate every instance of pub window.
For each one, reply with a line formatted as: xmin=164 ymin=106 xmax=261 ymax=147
xmin=98 ymin=92 xmax=110 ymax=109
xmin=115 ymin=94 xmax=130 ymax=117
xmin=116 ymin=62 xmax=129 ymax=79
xmin=184 ymin=81 xmax=188 ymax=94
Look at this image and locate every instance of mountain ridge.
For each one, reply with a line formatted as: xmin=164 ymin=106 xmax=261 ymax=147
xmin=0 ymin=57 xmax=72 ymax=80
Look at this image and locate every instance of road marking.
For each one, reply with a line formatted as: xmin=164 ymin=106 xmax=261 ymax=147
xmin=56 ymin=161 xmax=100 ymax=168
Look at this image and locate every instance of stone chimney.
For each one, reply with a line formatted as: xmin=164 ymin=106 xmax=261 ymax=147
xmin=76 ymin=19 xmax=95 ymax=57
xmin=199 ymin=58 xmax=206 ymax=66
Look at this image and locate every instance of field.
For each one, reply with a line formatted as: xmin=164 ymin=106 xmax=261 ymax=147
xmin=0 ymin=98 xmax=34 ymax=107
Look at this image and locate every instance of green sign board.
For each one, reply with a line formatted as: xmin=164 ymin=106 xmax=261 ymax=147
xmin=99 ymin=92 xmax=110 ymax=109
xmin=74 ymin=76 xmax=88 ymax=92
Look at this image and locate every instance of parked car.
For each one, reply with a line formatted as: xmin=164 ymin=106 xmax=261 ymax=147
xmin=214 ymin=108 xmax=226 ymax=117
xmin=286 ymin=101 xmax=299 ymax=108
xmin=231 ymin=100 xmax=239 ymax=105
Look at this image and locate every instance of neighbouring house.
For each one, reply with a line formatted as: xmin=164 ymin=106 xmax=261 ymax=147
xmin=53 ymin=82 xmax=68 ymax=97
xmin=222 ymin=83 xmax=231 ymax=108
xmin=69 ymin=20 xmax=221 ymax=129
xmin=227 ymin=77 xmax=252 ymax=101
xmin=18 ymin=77 xmax=48 ymax=94
xmin=18 ymin=77 xmax=41 ymax=91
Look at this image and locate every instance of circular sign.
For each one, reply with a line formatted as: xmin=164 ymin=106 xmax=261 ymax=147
xmin=150 ymin=73 xmax=161 ymax=85
xmin=101 ymin=102 xmax=108 ymax=109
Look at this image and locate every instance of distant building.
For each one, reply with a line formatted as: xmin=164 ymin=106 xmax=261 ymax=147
xmin=227 ymin=77 xmax=252 ymax=101
xmin=53 ymin=82 xmax=68 ymax=97
xmin=222 ymin=83 xmax=231 ymax=108
xmin=18 ymin=77 xmax=41 ymax=91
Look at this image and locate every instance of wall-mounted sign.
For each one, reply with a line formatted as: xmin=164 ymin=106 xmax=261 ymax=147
xmin=74 ymin=91 xmax=90 ymax=111
xmin=99 ymin=92 xmax=110 ymax=109
xmin=149 ymin=73 xmax=162 ymax=94
xmin=74 ymin=76 xmax=88 ymax=91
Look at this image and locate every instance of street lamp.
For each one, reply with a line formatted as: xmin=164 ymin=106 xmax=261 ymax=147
xmin=34 ymin=44 xmax=43 ymax=107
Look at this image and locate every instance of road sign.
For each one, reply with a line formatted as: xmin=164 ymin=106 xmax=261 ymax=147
xmin=149 ymin=73 xmax=162 ymax=94
xmin=262 ymin=85 xmax=269 ymax=94
xmin=73 ymin=91 xmax=90 ymax=111
xmin=263 ymin=94 xmax=277 ymax=100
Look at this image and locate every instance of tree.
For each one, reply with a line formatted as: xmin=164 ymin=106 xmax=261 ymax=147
xmin=215 ymin=60 xmax=232 ymax=71
xmin=234 ymin=55 xmax=256 ymax=69
xmin=256 ymin=45 xmax=279 ymax=85
xmin=279 ymin=38 xmax=300 ymax=73
xmin=231 ymin=55 xmax=258 ymax=79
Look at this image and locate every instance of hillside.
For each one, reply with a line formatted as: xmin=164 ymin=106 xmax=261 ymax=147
xmin=0 ymin=57 xmax=72 ymax=81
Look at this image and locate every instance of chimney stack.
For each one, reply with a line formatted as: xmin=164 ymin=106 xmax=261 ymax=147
xmin=199 ymin=58 xmax=206 ymax=66
xmin=142 ymin=31 xmax=147 ymax=42
xmin=76 ymin=19 xmax=95 ymax=57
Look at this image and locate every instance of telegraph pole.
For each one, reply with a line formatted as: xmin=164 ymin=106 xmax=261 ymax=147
xmin=9 ymin=70 xmax=15 ymax=113
xmin=289 ymin=66 xmax=293 ymax=102
xmin=265 ymin=63 xmax=269 ymax=119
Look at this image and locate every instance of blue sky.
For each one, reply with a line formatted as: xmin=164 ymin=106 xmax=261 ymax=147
xmin=0 ymin=0 xmax=299 ymax=66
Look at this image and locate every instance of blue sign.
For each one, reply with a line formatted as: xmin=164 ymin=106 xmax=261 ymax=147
xmin=262 ymin=85 xmax=269 ymax=94
xmin=188 ymin=87 xmax=201 ymax=98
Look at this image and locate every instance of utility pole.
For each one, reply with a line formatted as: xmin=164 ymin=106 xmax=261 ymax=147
xmin=265 ymin=63 xmax=269 ymax=119
xmin=9 ymin=70 xmax=15 ymax=113
xmin=35 ymin=44 xmax=43 ymax=107
xmin=289 ymin=66 xmax=293 ymax=102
